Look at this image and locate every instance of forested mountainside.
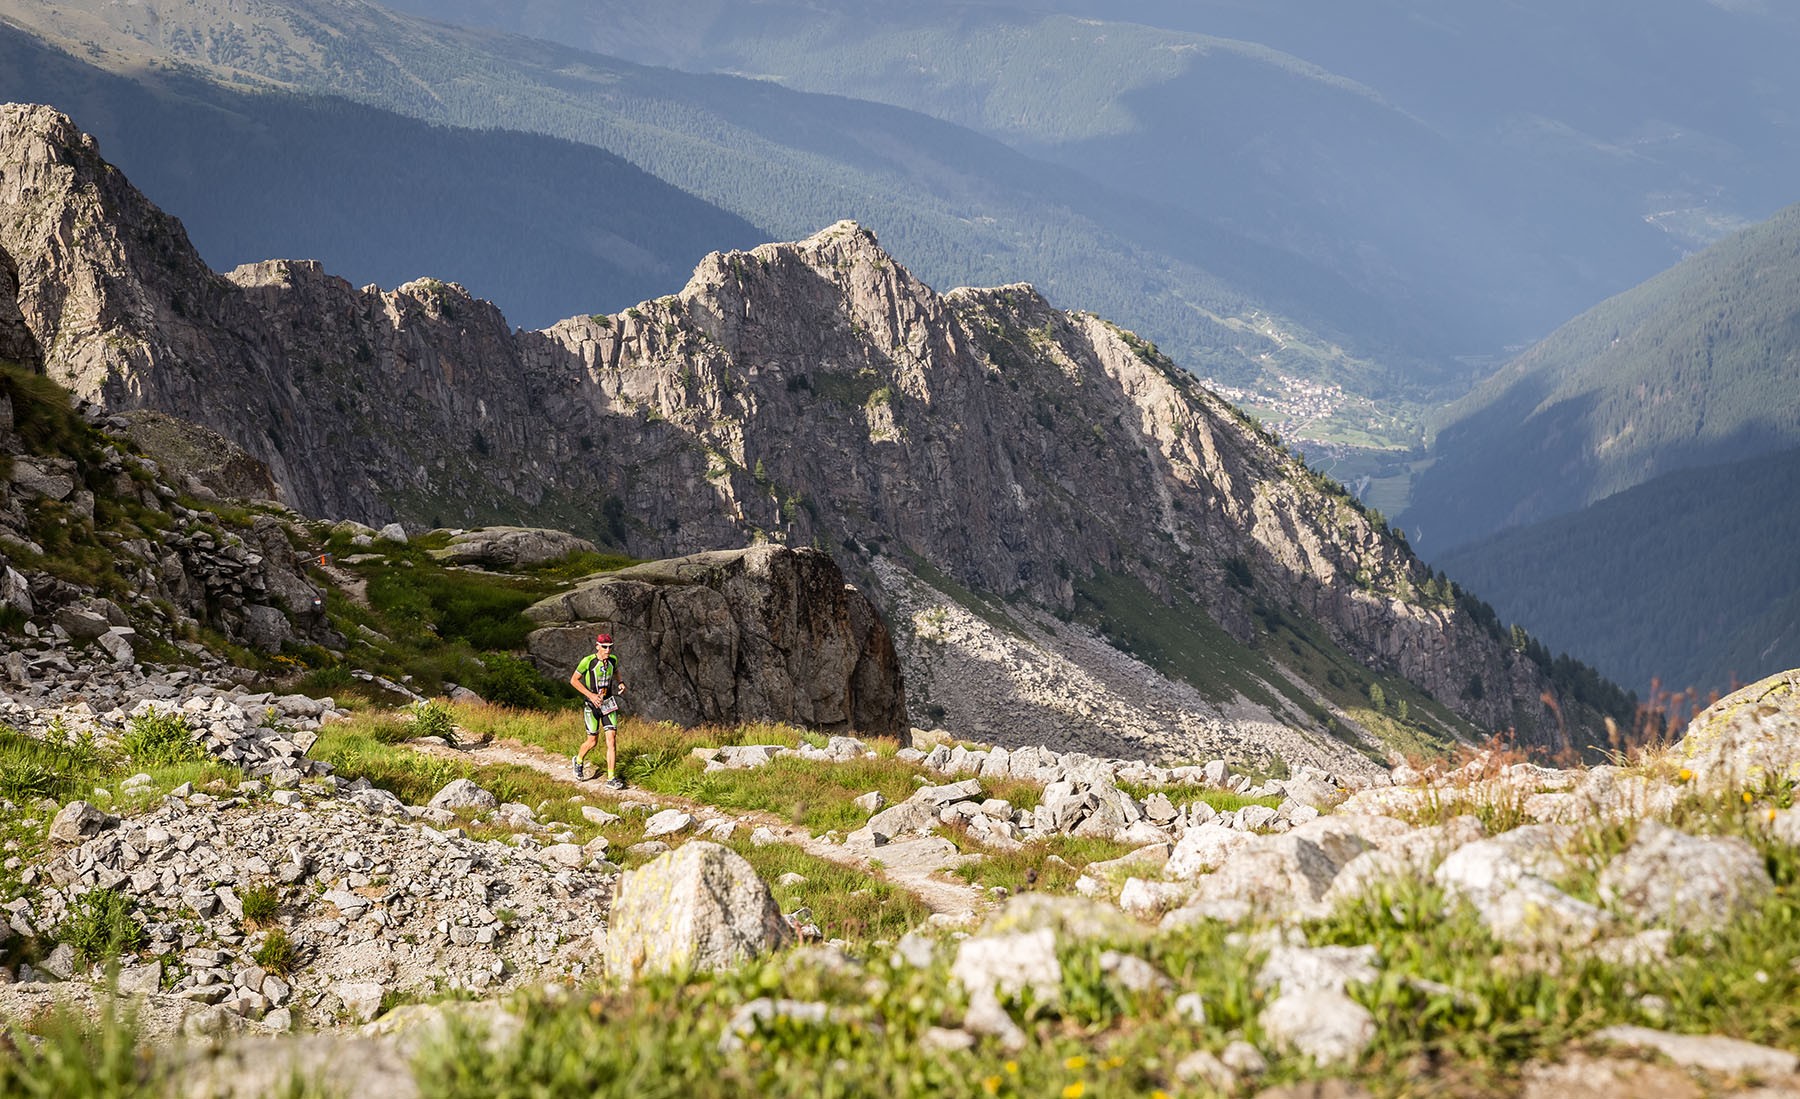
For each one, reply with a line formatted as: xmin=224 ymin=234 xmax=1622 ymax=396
xmin=1405 ymin=201 xmax=1800 ymax=555
xmin=0 ymin=23 xmax=763 ymax=330
xmin=0 ymin=0 xmax=1467 ymax=425
xmin=0 ymin=104 xmax=1632 ymax=753
xmin=1435 ymin=445 xmax=1800 ymax=700
xmin=380 ymin=0 xmax=1800 ymax=363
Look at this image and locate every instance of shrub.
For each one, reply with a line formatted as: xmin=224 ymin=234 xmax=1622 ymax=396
xmin=240 ymin=884 xmax=281 ymax=928
xmin=119 ymin=708 xmax=203 ymax=768
xmin=476 ymin=651 xmax=557 ymax=710
xmin=0 ymin=724 xmax=111 ymax=802
xmin=58 ymin=888 xmax=146 ymax=965
xmin=412 ymin=700 xmax=456 ymax=740
xmin=253 ymin=928 xmax=300 ymax=976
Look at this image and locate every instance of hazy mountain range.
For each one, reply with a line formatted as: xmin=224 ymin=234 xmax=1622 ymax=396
xmin=383 ymin=0 xmax=1800 ymax=359
xmin=1413 ymin=201 xmax=1800 ymax=697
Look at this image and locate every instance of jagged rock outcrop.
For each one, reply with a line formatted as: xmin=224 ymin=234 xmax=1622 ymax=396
xmin=0 ymin=104 xmax=1606 ymax=750
xmin=0 ymin=243 xmax=38 ymax=370
xmin=525 ymin=545 xmax=905 ymax=736
xmin=428 ymin=527 xmax=595 ymax=569
xmin=119 ymin=410 xmax=282 ymax=505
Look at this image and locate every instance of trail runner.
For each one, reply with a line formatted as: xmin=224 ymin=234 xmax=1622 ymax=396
xmin=570 ymin=632 xmax=627 ymax=788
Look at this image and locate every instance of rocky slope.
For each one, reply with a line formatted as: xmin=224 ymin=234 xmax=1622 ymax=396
xmin=4 ymin=631 xmax=1799 ymax=1097
xmin=0 ymin=103 xmax=1622 ymax=755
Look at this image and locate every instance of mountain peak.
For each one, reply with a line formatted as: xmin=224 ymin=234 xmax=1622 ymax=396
xmin=0 ymin=108 xmax=1630 ymax=757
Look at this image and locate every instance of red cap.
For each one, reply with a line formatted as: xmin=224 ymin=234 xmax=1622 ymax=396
xmin=595 ymin=633 xmax=613 ymax=644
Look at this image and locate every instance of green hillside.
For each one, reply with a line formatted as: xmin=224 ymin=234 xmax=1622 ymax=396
xmin=1405 ymin=201 xmax=1800 ymax=554
xmin=1434 ymin=445 xmax=1800 ymax=698
xmin=0 ymin=26 xmax=763 ymax=329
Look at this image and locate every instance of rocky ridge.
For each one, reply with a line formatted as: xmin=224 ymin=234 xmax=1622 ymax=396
xmin=0 ymin=103 xmax=1617 ymax=755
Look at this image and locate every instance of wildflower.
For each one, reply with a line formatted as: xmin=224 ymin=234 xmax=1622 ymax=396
xmin=1744 ymin=791 xmax=1756 ymax=805
xmin=1151 ymin=1092 xmax=1172 ymax=1099
xmin=1062 ymin=1084 xmax=1086 ymax=1099
xmin=1004 ymin=1061 xmax=1020 ymax=1076
xmin=1678 ymin=768 xmax=1694 ymax=782
xmin=1103 ymin=1056 xmax=1124 ymax=1069
xmin=1064 ymin=1056 xmax=1088 ymax=1071
xmin=981 ymin=1077 xmax=1001 ymax=1096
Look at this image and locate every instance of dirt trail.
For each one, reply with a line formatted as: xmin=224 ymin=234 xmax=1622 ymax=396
xmin=316 ymin=559 xmax=370 ymax=607
xmin=407 ymin=737 xmax=988 ymax=920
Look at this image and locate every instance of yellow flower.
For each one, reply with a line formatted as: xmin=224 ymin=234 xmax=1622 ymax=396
xmin=1678 ymin=768 xmax=1694 ymax=782
xmin=1004 ymin=1061 xmax=1020 ymax=1076
xmin=981 ymin=1077 xmax=1001 ymax=1096
xmin=1744 ymin=791 xmax=1756 ymax=805
xmin=1103 ymin=1056 xmax=1124 ymax=1069
xmin=1064 ymin=1056 xmax=1088 ymax=1071
xmin=1062 ymin=1084 xmax=1086 ymax=1099
xmin=1151 ymin=1092 xmax=1172 ymax=1099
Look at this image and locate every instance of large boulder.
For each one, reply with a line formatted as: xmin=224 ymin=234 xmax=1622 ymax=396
xmin=1596 ymin=822 xmax=1772 ymax=931
xmin=430 ymin=526 xmax=598 ymax=569
xmin=118 ymin=410 xmax=283 ymax=504
xmin=526 ymin=545 xmax=905 ymax=735
xmin=1678 ymin=669 xmax=1800 ymax=794
xmin=605 ymin=841 xmax=794 ymax=981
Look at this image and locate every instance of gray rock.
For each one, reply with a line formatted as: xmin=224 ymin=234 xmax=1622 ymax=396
xmin=580 ymin=805 xmax=622 ymax=827
xmin=1434 ymin=825 xmax=1571 ymax=898
xmin=116 ymin=964 xmax=162 ymax=1000
xmin=1479 ymin=877 xmax=1610 ymax=948
xmin=430 ymin=527 xmax=597 ymax=569
xmin=1117 ymin=877 xmax=1189 ymax=918
xmin=1596 ymin=822 xmax=1772 ymax=931
xmin=1676 ymin=670 xmax=1800 ymax=796
xmin=538 ymin=843 xmax=587 ymax=868
xmin=1097 ymin=950 xmax=1173 ymax=994
xmin=50 ymin=800 xmax=117 ymax=843
xmin=333 ymin=981 xmax=390 ymax=1023
xmin=1174 ymin=1050 xmax=1236 ymax=1091
xmin=852 ymin=790 xmax=886 ymax=814
xmin=918 ymin=1026 xmax=978 ymax=1054
xmin=642 ymin=809 xmax=694 ymax=839
xmin=1260 ymin=989 xmax=1375 ymax=1067
xmin=377 ymin=523 xmax=409 ymax=544
xmin=427 ymin=778 xmax=498 ymax=813
xmin=40 ymin=942 xmax=78 ymax=980
xmin=857 ymin=800 xmax=940 ymax=843
xmin=1257 ymin=944 xmax=1380 ymax=997
xmin=962 ymin=988 xmax=1026 ymax=1052
xmin=914 ymin=779 xmax=983 ymax=807
xmin=951 ymin=928 xmax=1061 ymax=1001
xmin=1165 ymin=822 xmax=1256 ymax=879
xmin=605 ymin=842 xmax=793 ymax=981
xmin=1591 ymin=1025 xmax=1799 ymax=1077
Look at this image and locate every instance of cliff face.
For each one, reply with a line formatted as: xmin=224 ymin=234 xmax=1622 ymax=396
xmin=0 ymin=104 xmax=1598 ymax=751
xmin=525 ymin=545 xmax=906 ymax=737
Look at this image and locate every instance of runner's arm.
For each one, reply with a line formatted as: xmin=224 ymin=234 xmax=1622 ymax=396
xmin=569 ymin=667 xmax=603 ymax=707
